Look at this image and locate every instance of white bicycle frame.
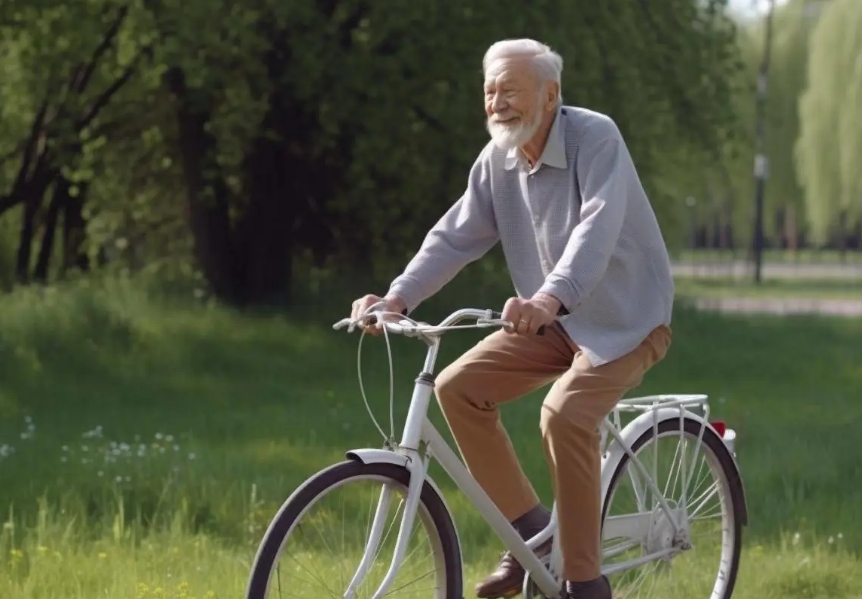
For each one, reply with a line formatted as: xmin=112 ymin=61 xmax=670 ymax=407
xmin=333 ymin=308 xmax=742 ymax=599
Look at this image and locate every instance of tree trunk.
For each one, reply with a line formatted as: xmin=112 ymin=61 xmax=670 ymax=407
xmin=235 ymin=121 xmax=295 ymax=306
xmin=62 ymin=182 xmax=90 ymax=274
xmin=164 ymin=66 xmax=236 ymax=302
xmin=14 ymin=168 xmax=55 ymax=283
xmin=33 ymin=178 xmax=68 ymax=282
xmin=233 ymin=33 xmax=333 ymax=306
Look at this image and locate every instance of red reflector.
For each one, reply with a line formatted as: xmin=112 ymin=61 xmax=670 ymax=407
xmin=711 ymin=421 xmax=727 ymax=437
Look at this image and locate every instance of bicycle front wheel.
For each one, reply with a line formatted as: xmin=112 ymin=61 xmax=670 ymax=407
xmin=601 ymin=418 xmax=745 ymax=599
xmin=245 ymin=460 xmax=463 ymax=599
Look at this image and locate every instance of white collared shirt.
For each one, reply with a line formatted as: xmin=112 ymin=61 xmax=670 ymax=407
xmin=388 ymin=105 xmax=674 ymax=366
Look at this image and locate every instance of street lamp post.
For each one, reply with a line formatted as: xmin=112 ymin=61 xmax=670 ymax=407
xmin=751 ymin=0 xmax=776 ymax=284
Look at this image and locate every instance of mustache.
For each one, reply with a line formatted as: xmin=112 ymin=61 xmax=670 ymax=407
xmin=488 ymin=115 xmax=522 ymax=124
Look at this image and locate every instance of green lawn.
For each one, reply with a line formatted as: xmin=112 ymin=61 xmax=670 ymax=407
xmin=1 ymin=276 xmax=862 ymax=598
xmin=674 ymin=276 xmax=862 ymax=300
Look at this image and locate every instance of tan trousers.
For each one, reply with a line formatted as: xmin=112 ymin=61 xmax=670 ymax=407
xmin=435 ymin=322 xmax=671 ymax=581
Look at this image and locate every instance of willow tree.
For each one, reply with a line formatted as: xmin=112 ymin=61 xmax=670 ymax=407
xmin=719 ymin=0 xmax=825 ymax=251
xmin=765 ymin=0 xmax=825 ymax=247
xmin=795 ymin=0 xmax=862 ymax=247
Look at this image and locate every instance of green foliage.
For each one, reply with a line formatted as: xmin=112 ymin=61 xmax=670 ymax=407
xmin=796 ymin=0 xmax=862 ymax=242
xmin=0 ymin=0 xmax=746 ymax=301
xmin=714 ymin=0 xmax=827 ymax=247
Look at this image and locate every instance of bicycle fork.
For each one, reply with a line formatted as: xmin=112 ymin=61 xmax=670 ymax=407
xmin=343 ymin=449 xmax=430 ymax=599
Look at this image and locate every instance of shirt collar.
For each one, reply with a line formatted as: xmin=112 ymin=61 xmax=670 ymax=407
xmin=504 ymin=106 xmax=568 ymax=171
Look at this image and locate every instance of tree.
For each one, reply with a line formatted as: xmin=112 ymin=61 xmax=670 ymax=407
xmin=795 ymin=0 xmax=862 ymax=247
xmin=0 ymin=0 xmax=746 ymax=304
xmin=0 ymin=0 xmax=152 ymax=283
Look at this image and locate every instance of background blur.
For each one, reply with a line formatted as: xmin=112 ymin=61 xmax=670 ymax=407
xmin=1 ymin=0 xmax=860 ymax=597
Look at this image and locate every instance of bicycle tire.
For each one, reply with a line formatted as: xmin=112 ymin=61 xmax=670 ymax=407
xmin=245 ymin=459 xmax=463 ymax=599
xmin=602 ymin=417 xmax=745 ymax=599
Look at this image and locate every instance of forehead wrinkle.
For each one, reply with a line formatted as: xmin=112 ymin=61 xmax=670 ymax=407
xmin=484 ymin=57 xmax=538 ymax=89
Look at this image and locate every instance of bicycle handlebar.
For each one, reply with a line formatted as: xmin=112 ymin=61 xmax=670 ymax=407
xmin=332 ymin=307 xmax=546 ymax=338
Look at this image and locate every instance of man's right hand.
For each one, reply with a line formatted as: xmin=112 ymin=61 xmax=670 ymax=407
xmin=350 ymin=294 xmax=408 ymax=336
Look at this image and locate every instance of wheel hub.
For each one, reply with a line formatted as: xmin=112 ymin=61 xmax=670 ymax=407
xmin=646 ymin=501 xmax=689 ymax=555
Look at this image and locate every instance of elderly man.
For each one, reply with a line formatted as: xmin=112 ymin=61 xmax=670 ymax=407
xmin=350 ymin=38 xmax=673 ymax=599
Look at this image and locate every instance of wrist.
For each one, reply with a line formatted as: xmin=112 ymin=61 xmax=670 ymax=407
xmin=384 ymin=293 xmax=408 ymax=314
xmin=531 ymin=292 xmax=561 ymax=314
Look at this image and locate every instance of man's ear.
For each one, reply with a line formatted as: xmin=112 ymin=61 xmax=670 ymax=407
xmin=546 ymin=82 xmax=560 ymax=111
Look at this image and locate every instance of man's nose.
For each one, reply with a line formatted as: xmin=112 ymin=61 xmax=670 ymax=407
xmin=490 ymin=93 xmax=508 ymax=113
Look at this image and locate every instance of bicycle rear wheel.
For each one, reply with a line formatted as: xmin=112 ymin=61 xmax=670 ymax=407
xmin=245 ymin=460 xmax=463 ymax=599
xmin=601 ymin=418 xmax=745 ymax=599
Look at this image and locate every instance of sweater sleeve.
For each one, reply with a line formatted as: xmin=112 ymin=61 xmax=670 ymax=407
xmin=387 ymin=147 xmax=499 ymax=313
xmin=537 ymin=135 xmax=631 ymax=312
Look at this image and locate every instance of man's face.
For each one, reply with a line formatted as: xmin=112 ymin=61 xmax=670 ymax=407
xmin=483 ymin=57 xmax=544 ymax=150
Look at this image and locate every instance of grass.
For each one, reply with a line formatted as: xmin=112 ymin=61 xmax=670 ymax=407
xmin=1 ymin=273 xmax=862 ymax=597
xmin=674 ymin=276 xmax=862 ymax=300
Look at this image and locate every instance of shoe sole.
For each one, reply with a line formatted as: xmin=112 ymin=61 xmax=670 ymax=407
xmin=477 ymin=585 xmax=522 ymax=599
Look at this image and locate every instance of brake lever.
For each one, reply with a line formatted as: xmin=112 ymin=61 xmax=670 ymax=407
xmin=333 ymin=318 xmax=352 ymax=331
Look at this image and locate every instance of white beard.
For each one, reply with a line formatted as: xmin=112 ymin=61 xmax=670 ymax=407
xmin=486 ymin=112 xmax=542 ymax=150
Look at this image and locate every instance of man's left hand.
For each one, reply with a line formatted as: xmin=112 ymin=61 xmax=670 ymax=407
xmin=501 ymin=293 xmax=561 ymax=335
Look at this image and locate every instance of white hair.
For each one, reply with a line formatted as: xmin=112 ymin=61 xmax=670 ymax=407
xmin=482 ymin=38 xmax=564 ymax=104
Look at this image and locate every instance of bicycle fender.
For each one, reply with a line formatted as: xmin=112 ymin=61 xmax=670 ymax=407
xmin=600 ymin=409 xmax=748 ymax=526
xmin=345 ymin=448 xmax=465 ymax=561
xmin=346 ymin=448 xmax=410 ymax=468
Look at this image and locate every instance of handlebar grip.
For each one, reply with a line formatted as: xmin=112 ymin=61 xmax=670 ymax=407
xmin=490 ymin=311 xmax=546 ymax=335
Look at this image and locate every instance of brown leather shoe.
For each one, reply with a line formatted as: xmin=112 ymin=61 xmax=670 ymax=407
xmin=475 ymin=538 xmax=553 ymax=598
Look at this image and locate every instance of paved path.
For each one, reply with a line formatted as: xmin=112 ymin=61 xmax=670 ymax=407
xmin=672 ymin=260 xmax=862 ymax=315
xmin=686 ymin=296 xmax=862 ymax=317
xmin=672 ymin=260 xmax=862 ymax=280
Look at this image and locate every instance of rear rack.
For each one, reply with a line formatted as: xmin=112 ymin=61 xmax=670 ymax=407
xmin=602 ymin=393 xmax=737 ymax=457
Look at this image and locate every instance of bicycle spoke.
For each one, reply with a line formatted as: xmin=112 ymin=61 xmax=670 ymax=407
xmin=601 ymin=420 xmax=739 ymax=599
xmin=254 ymin=470 xmax=448 ymax=599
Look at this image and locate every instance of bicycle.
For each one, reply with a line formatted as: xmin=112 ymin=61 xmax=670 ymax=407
xmin=245 ymin=306 xmax=748 ymax=599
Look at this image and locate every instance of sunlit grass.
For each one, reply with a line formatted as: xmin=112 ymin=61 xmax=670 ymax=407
xmin=674 ymin=276 xmax=862 ymax=300
xmin=1 ymin=274 xmax=861 ymax=597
